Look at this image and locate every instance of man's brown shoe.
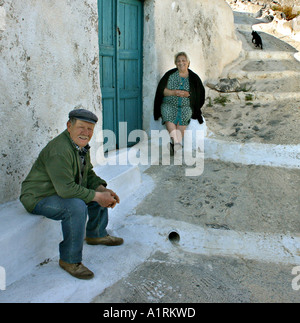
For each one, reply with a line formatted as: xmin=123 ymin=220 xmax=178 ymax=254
xmin=86 ymin=235 xmax=124 ymax=246
xmin=59 ymin=259 xmax=94 ymax=280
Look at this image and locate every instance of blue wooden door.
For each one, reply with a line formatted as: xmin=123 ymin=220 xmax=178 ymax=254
xmin=98 ymin=0 xmax=143 ymax=150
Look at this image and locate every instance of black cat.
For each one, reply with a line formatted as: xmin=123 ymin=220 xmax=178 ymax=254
xmin=252 ymin=31 xmax=263 ymax=50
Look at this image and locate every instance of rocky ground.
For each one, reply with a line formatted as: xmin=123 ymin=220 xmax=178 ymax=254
xmin=134 ymin=161 xmax=300 ymax=235
xmin=93 ymin=251 xmax=298 ymax=303
xmin=93 ymin=162 xmax=300 ymax=303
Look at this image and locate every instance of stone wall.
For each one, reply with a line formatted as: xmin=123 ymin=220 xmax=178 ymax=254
xmin=256 ymin=0 xmax=300 ymax=6
xmin=142 ymin=0 xmax=242 ymax=133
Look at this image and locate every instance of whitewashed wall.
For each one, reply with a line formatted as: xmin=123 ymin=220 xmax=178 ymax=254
xmin=142 ymin=0 xmax=242 ymax=133
xmin=0 ymin=0 xmax=102 ymax=204
xmin=0 ymin=0 xmax=241 ymax=204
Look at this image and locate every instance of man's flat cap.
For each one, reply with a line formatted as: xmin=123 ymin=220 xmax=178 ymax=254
xmin=69 ymin=108 xmax=98 ymax=124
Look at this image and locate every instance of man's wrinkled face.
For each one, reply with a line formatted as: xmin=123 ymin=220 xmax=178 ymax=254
xmin=67 ymin=119 xmax=95 ymax=148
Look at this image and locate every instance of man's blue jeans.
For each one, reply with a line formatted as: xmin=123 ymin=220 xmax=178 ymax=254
xmin=32 ymin=195 xmax=108 ymax=264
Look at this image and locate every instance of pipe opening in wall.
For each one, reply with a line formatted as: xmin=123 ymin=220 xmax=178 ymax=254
xmin=168 ymin=230 xmax=180 ymax=244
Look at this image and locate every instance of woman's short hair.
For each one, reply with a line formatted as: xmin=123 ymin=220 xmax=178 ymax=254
xmin=174 ymin=52 xmax=190 ymax=66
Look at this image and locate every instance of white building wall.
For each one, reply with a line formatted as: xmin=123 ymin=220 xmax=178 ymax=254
xmin=0 ymin=0 xmax=102 ymax=204
xmin=0 ymin=0 xmax=241 ymax=204
xmin=142 ymin=0 xmax=242 ymax=133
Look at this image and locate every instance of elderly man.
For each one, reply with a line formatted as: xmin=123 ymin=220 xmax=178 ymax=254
xmin=20 ymin=108 xmax=123 ymax=280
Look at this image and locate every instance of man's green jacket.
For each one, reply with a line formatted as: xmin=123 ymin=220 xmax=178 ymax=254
xmin=20 ymin=129 xmax=107 ymax=213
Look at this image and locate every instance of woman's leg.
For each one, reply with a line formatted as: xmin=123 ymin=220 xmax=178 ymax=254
xmin=165 ymin=121 xmax=182 ymax=144
xmin=177 ymin=125 xmax=187 ymax=141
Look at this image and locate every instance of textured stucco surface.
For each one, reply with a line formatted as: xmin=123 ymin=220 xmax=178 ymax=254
xmin=0 ymin=0 xmax=102 ymax=203
xmin=0 ymin=0 xmax=242 ymax=203
xmin=142 ymin=0 xmax=242 ymax=133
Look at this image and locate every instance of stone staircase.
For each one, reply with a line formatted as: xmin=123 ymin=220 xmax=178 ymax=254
xmin=204 ymin=12 xmax=300 ymax=150
xmin=0 ymin=156 xmax=142 ymax=290
xmin=201 ymin=10 xmax=300 ymax=256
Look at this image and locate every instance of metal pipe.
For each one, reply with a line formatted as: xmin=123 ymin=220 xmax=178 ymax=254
xmin=168 ymin=230 xmax=180 ymax=244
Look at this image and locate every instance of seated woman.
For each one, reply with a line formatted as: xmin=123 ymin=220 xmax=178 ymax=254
xmin=154 ymin=52 xmax=205 ymax=154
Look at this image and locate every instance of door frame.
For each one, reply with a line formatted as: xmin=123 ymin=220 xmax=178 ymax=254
xmin=98 ymin=0 xmax=144 ymax=150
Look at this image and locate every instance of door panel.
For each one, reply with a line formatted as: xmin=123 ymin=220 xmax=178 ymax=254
xmin=118 ymin=0 xmax=143 ymax=148
xmin=98 ymin=0 xmax=117 ymax=151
